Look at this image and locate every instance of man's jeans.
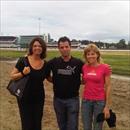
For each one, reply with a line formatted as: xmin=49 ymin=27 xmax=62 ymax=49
xmin=81 ymin=99 xmax=105 ymax=130
xmin=53 ymin=97 xmax=79 ymax=130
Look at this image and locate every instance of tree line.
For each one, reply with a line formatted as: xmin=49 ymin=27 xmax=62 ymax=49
xmin=72 ymin=39 xmax=130 ymax=49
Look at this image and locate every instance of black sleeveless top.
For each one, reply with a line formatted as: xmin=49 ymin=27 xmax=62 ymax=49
xmin=15 ymin=57 xmax=47 ymax=103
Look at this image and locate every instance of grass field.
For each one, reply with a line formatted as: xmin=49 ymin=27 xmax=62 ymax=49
xmin=0 ymin=49 xmax=130 ymax=76
xmin=0 ymin=50 xmax=130 ymax=130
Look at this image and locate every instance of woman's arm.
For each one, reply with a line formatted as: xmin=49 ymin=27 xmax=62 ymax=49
xmin=10 ymin=67 xmax=30 ymax=80
xmin=10 ymin=68 xmax=24 ymax=80
xmin=103 ymin=75 xmax=111 ymax=119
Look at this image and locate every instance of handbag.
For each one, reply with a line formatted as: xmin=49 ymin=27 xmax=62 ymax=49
xmin=97 ymin=109 xmax=116 ymax=128
xmin=7 ymin=57 xmax=29 ymax=99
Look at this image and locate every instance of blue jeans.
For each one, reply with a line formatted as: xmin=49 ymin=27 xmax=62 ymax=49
xmin=53 ymin=97 xmax=79 ymax=130
xmin=81 ymin=99 xmax=105 ymax=130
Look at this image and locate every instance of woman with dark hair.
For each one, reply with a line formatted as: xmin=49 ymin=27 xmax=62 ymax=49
xmin=10 ymin=37 xmax=47 ymax=130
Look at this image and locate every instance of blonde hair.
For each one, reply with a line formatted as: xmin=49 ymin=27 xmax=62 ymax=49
xmin=84 ymin=43 xmax=103 ymax=64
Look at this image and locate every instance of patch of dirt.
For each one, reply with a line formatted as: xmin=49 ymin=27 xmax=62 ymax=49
xmin=0 ymin=61 xmax=130 ymax=130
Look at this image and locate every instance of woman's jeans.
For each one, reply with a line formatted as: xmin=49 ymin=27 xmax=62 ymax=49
xmin=81 ymin=99 xmax=105 ymax=130
xmin=53 ymin=97 xmax=79 ymax=130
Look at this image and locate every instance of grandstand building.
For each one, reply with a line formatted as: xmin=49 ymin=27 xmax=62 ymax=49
xmin=0 ymin=36 xmax=18 ymax=48
xmin=19 ymin=34 xmax=51 ymax=48
xmin=47 ymin=41 xmax=81 ymax=49
xmin=19 ymin=35 xmax=45 ymax=48
xmin=0 ymin=35 xmax=81 ymax=49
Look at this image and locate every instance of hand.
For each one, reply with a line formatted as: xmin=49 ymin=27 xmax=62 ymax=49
xmin=23 ymin=67 xmax=30 ymax=75
xmin=103 ymin=106 xmax=110 ymax=119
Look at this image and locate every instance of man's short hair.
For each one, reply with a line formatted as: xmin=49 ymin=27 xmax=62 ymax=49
xmin=58 ymin=36 xmax=71 ymax=47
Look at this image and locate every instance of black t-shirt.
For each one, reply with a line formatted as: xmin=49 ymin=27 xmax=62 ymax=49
xmin=46 ymin=56 xmax=84 ymax=99
xmin=15 ymin=57 xmax=47 ymax=103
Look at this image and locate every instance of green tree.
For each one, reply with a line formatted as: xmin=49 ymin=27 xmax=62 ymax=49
xmin=127 ymin=41 xmax=130 ymax=49
xmin=116 ymin=39 xmax=127 ymax=49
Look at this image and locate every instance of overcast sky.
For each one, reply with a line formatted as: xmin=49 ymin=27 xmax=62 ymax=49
xmin=1 ymin=0 xmax=129 ymax=42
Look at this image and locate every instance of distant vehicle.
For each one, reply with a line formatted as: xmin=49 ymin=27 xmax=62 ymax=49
xmin=10 ymin=44 xmax=20 ymax=48
xmin=79 ymin=44 xmax=87 ymax=49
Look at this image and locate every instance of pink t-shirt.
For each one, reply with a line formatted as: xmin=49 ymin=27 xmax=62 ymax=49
xmin=82 ymin=64 xmax=111 ymax=100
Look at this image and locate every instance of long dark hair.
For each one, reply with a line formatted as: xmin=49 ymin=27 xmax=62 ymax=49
xmin=28 ymin=37 xmax=46 ymax=59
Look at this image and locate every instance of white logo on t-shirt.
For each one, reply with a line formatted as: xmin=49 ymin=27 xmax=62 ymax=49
xmin=58 ymin=66 xmax=76 ymax=75
xmin=87 ymin=70 xmax=97 ymax=76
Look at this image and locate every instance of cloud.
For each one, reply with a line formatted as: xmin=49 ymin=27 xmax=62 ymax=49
xmin=1 ymin=0 xmax=129 ymax=42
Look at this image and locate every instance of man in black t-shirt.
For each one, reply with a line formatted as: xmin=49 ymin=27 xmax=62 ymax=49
xmin=46 ymin=36 xmax=84 ymax=130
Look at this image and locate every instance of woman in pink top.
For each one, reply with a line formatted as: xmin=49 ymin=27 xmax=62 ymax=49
xmin=81 ymin=44 xmax=112 ymax=130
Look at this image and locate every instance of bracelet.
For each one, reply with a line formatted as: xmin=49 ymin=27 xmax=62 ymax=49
xmin=21 ymin=71 xmax=25 ymax=76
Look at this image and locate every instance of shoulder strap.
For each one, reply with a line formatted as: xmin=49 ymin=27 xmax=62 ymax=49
xmin=23 ymin=57 xmax=28 ymax=67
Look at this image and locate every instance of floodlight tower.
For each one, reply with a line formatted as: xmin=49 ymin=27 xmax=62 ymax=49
xmin=38 ymin=17 xmax=41 ymax=35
